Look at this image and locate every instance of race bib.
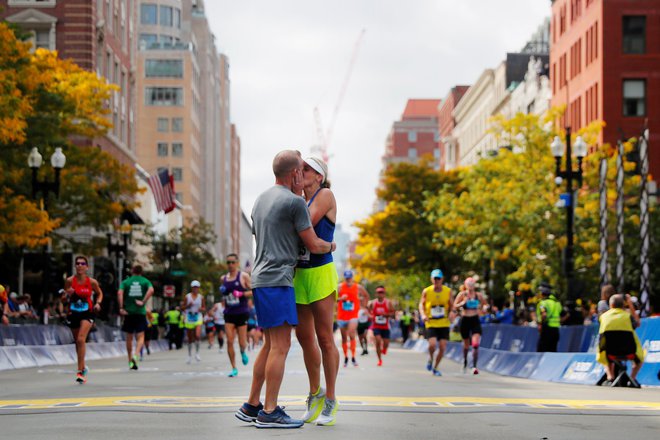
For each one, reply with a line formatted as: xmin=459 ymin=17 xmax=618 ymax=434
xmin=298 ymin=245 xmax=310 ymax=262
xmin=342 ymin=301 xmax=355 ymax=312
xmin=70 ymin=300 xmax=89 ymax=313
xmin=431 ymin=306 xmax=445 ymax=319
xmin=187 ymin=312 xmax=200 ymax=322
xmin=375 ymin=315 xmax=387 ymax=325
xmin=225 ymin=294 xmax=240 ymax=306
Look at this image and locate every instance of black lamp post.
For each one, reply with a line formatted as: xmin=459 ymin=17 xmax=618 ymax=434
xmin=27 ymin=147 xmax=66 ymax=301
xmin=107 ymin=221 xmax=132 ymax=288
xmin=550 ymin=128 xmax=587 ymax=302
xmin=28 ymin=147 xmax=66 ymax=211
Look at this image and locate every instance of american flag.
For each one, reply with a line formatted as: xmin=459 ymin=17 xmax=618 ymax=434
xmin=148 ymin=168 xmax=176 ymax=213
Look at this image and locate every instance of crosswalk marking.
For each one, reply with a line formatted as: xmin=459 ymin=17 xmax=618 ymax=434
xmin=0 ymin=396 xmax=659 ymax=411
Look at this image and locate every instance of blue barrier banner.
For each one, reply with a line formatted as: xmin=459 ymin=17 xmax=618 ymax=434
xmin=637 ymin=317 xmax=660 ymax=387
xmin=0 ymin=348 xmax=14 ymax=371
xmin=47 ymin=345 xmax=77 ymax=365
xmin=3 ymin=346 xmax=37 ymax=369
xmin=28 ymin=346 xmax=59 ymax=367
xmin=528 ymin=352 xmax=575 ymax=382
xmin=556 ymin=353 xmax=604 ymax=384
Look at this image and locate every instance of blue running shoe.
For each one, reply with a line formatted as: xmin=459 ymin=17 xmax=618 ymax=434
xmin=235 ymin=402 xmax=263 ymax=423
xmin=255 ymin=406 xmax=303 ymax=429
xmin=433 ymin=369 xmax=442 ymax=377
xmin=426 ymin=360 xmax=432 ymax=371
xmin=241 ymin=351 xmax=249 ymax=366
xmin=228 ymin=368 xmax=238 ymax=378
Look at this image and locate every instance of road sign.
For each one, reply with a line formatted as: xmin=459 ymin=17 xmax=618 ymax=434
xmin=163 ymin=285 xmax=176 ymax=298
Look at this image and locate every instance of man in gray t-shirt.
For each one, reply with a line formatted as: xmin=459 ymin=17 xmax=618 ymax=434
xmin=236 ymin=150 xmax=335 ymax=428
xmin=251 ymin=185 xmax=311 ymax=288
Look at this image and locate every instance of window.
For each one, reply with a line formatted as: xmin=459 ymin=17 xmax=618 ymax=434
xmin=175 ymin=192 xmax=183 ymax=203
xmin=145 ymin=59 xmax=183 ymax=78
xmin=32 ymin=29 xmax=50 ymax=50
xmin=172 ymin=117 xmax=183 ymax=132
xmin=145 ymin=87 xmax=183 ymax=106
xmin=172 ymin=167 xmax=182 ymax=182
xmin=140 ymin=4 xmax=157 ymax=25
xmin=157 ymin=142 xmax=168 ymax=157
xmin=139 ymin=33 xmax=157 ymax=48
xmin=160 ymin=6 xmax=173 ymax=27
xmin=157 ymin=118 xmax=169 ymax=132
xmin=623 ymin=80 xmax=645 ymax=116
xmin=407 ymin=131 xmax=417 ymax=142
xmin=172 ymin=142 xmax=183 ymax=157
xmin=623 ymin=16 xmax=646 ymax=54
xmin=408 ymin=148 xmax=417 ymax=159
xmin=174 ymin=8 xmax=181 ymax=29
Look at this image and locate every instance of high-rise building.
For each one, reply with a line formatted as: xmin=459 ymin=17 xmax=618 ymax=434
xmin=1 ymin=0 xmax=138 ymax=166
xmin=550 ymin=0 xmax=659 ymax=177
xmin=136 ymin=0 xmax=240 ymax=258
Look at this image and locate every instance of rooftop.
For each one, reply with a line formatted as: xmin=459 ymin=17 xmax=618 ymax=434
xmin=402 ymin=99 xmax=441 ymax=120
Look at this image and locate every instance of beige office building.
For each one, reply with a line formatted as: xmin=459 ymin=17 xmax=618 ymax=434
xmin=136 ymin=0 xmax=239 ymax=258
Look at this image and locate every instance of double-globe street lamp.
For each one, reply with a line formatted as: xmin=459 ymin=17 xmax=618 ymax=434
xmin=26 ymin=146 xmax=66 ymax=299
xmin=550 ymin=129 xmax=587 ymax=303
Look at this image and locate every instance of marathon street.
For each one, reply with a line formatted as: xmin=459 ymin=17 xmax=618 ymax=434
xmin=1 ymin=340 xmax=659 ymax=439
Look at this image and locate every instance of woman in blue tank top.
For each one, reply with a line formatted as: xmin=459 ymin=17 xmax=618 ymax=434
xmin=292 ymin=156 xmax=340 ymax=425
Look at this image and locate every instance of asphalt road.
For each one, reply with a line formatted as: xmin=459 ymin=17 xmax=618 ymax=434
xmin=1 ymin=337 xmax=659 ymax=440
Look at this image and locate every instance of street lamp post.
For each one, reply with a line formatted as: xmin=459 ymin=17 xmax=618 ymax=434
xmin=28 ymin=147 xmax=66 ymax=211
xmin=550 ymin=128 xmax=587 ymax=302
xmin=107 ymin=220 xmax=132 ymax=289
xmin=25 ymin=147 xmax=66 ymax=298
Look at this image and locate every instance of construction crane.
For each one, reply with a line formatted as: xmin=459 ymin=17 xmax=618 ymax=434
xmin=312 ymin=28 xmax=366 ymax=163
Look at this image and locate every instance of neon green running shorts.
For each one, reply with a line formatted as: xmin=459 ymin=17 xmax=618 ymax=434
xmin=294 ymin=262 xmax=338 ymax=305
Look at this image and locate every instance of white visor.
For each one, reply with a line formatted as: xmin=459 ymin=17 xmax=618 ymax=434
xmin=304 ymin=157 xmax=326 ymax=183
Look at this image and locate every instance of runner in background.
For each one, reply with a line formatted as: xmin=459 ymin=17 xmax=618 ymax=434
xmin=453 ymin=277 xmax=485 ymax=374
xmin=209 ymin=300 xmax=226 ymax=352
xmin=368 ymin=286 xmax=395 ymax=366
xmin=182 ymin=280 xmax=206 ymax=363
xmin=62 ymin=256 xmax=103 ymax=384
xmin=337 ymin=270 xmax=369 ymax=367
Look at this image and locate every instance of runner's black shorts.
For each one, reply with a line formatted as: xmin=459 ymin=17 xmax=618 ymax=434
xmin=215 ymin=323 xmax=225 ymax=333
xmin=224 ymin=312 xmax=249 ymax=327
xmin=460 ymin=315 xmax=483 ymax=340
xmin=122 ymin=314 xmax=148 ymax=334
xmin=425 ymin=327 xmax=449 ymax=340
xmin=357 ymin=321 xmax=370 ymax=335
xmin=372 ymin=328 xmax=390 ymax=339
xmin=67 ymin=311 xmax=95 ymax=329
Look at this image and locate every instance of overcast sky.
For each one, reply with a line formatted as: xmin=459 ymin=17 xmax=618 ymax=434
xmin=204 ymin=0 xmax=549 ymax=238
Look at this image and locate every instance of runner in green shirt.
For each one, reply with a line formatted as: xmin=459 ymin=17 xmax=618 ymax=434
xmin=118 ymin=265 xmax=154 ymax=370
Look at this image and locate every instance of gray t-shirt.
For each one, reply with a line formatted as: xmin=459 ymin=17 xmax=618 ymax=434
xmin=251 ymin=185 xmax=312 ymax=288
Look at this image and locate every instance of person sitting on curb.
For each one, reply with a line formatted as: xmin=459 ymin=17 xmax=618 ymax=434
xmin=597 ymin=294 xmax=645 ymax=386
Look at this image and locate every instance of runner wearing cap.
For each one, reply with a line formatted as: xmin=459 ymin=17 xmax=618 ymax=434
xmin=419 ymin=269 xmax=453 ymax=376
xmin=337 ymin=270 xmax=369 ymax=367
xmin=368 ymin=286 xmax=395 ymax=367
xmin=293 ymin=156 xmax=341 ymax=425
xmin=182 ymin=280 xmax=206 ymax=363
xmin=453 ymin=277 xmax=485 ymax=374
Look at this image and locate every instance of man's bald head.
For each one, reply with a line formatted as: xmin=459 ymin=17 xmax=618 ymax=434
xmin=273 ymin=150 xmax=302 ymax=178
xmin=610 ymin=294 xmax=625 ymax=309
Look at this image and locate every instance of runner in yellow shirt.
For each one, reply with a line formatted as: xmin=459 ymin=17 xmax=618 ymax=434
xmin=418 ymin=269 xmax=453 ymax=376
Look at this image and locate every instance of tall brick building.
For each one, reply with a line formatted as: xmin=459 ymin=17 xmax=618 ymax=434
xmin=550 ymin=0 xmax=659 ymax=178
xmin=1 ymin=0 xmax=138 ymax=166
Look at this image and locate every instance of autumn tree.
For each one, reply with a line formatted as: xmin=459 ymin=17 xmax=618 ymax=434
xmin=0 ymin=22 xmax=140 ymax=253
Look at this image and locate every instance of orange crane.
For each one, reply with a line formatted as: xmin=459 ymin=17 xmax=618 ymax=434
xmin=312 ymin=29 xmax=366 ymax=162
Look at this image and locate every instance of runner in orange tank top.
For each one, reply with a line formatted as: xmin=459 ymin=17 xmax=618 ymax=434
xmin=336 ymin=270 xmax=369 ymax=367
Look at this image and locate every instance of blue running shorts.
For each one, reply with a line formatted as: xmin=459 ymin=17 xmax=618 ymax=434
xmin=253 ymin=286 xmax=298 ymax=329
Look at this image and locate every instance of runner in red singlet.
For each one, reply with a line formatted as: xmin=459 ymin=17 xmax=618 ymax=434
xmin=62 ymin=255 xmax=103 ymax=384
xmin=368 ymin=286 xmax=395 ymax=367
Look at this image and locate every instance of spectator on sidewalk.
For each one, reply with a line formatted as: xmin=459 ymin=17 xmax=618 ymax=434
xmin=0 ymin=285 xmax=8 ymax=326
xmin=536 ymin=282 xmax=561 ymax=352
xmin=597 ymin=294 xmax=645 ymax=385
